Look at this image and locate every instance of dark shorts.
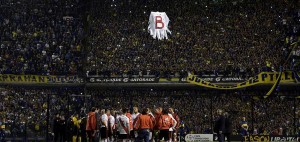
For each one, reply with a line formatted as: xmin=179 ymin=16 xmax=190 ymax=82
xmin=100 ymin=127 xmax=108 ymax=139
xmin=86 ymin=130 xmax=94 ymax=138
xmin=116 ymin=131 xmax=119 ymax=137
xmin=159 ymin=129 xmax=170 ymax=141
xmin=108 ymin=129 xmax=112 ymax=137
xmin=130 ymin=130 xmax=135 ymax=138
xmin=118 ymin=134 xmax=128 ymax=139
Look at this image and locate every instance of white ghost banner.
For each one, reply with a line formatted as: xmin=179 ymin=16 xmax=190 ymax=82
xmin=148 ymin=12 xmax=171 ymax=40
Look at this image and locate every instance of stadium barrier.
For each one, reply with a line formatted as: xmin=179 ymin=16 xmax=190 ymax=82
xmin=87 ymin=76 xmax=159 ymax=83
xmin=188 ymin=71 xmax=296 ymax=89
xmin=0 ymin=71 xmax=299 ymax=86
xmin=0 ymin=74 xmax=83 ymax=84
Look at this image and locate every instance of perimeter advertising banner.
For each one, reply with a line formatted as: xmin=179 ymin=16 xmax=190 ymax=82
xmin=213 ymin=134 xmax=299 ymax=142
xmin=184 ymin=76 xmax=245 ymax=83
xmin=243 ymin=135 xmax=299 ymax=142
xmin=87 ymin=77 xmax=159 ymax=83
xmin=188 ymin=71 xmax=296 ymax=89
xmin=185 ymin=134 xmax=213 ymax=141
xmin=159 ymin=76 xmax=245 ymax=83
xmin=0 ymin=74 xmax=82 ymax=83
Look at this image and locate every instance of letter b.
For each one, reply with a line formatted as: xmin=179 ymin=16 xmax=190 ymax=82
xmin=155 ymin=16 xmax=164 ymax=29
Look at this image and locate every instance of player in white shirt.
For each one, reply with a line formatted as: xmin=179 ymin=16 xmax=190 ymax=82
xmin=108 ymin=110 xmax=115 ymax=142
xmin=117 ymin=108 xmax=130 ymax=142
xmin=168 ymin=113 xmax=177 ymax=142
xmin=115 ymin=111 xmax=121 ymax=140
xmin=131 ymin=107 xmax=140 ymax=138
xmin=131 ymin=107 xmax=140 ymax=122
xmin=147 ymin=108 xmax=155 ymax=142
xmin=101 ymin=109 xmax=109 ymax=142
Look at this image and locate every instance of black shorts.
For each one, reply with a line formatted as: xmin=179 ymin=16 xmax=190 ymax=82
xmin=118 ymin=134 xmax=128 ymax=139
xmin=159 ymin=129 xmax=170 ymax=141
xmin=100 ymin=127 xmax=108 ymax=139
xmin=108 ymin=129 xmax=112 ymax=137
xmin=130 ymin=130 xmax=135 ymax=138
xmin=116 ymin=131 xmax=120 ymax=137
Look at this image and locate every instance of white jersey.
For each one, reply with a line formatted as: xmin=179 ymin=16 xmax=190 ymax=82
xmin=168 ymin=113 xmax=177 ymax=131
xmin=115 ymin=114 xmax=121 ymax=131
xmin=149 ymin=112 xmax=155 ymax=118
xmin=109 ymin=115 xmax=115 ymax=129
xmin=101 ymin=114 xmax=108 ymax=128
xmin=131 ymin=112 xmax=140 ymax=122
xmin=117 ymin=115 xmax=130 ymax=134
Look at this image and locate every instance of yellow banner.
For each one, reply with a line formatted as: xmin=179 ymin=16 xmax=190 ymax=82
xmin=187 ymin=71 xmax=296 ymax=89
xmin=0 ymin=74 xmax=81 ymax=83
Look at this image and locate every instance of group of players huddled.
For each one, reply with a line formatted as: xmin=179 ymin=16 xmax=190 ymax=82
xmin=54 ymin=107 xmax=180 ymax=142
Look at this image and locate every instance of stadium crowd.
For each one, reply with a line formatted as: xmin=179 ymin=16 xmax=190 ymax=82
xmin=87 ymin=0 xmax=300 ymax=77
xmin=1 ymin=87 xmax=299 ymax=140
xmin=0 ymin=0 xmax=299 ymax=77
xmin=0 ymin=0 xmax=84 ymax=75
xmin=0 ymin=0 xmax=300 ymax=141
xmin=0 ymin=87 xmax=84 ymax=139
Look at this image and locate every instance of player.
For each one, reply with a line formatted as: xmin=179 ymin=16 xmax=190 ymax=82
xmin=169 ymin=108 xmax=180 ymax=142
xmin=125 ymin=108 xmax=134 ymax=142
xmin=114 ymin=110 xmax=121 ymax=141
xmin=100 ymin=109 xmax=109 ymax=142
xmin=158 ymin=108 xmax=174 ymax=142
xmin=117 ymin=108 xmax=130 ymax=142
xmin=154 ymin=107 xmax=163 ymax=141
xmin=147 ymin=108 xmax=156 ymax=142
xmin=132 ymin=107 xmax=141 ymax=139
xmin=132 ymin=107 xmax=140 ymax=123
xmin=108 ymin=110 xmax=115 ymax=142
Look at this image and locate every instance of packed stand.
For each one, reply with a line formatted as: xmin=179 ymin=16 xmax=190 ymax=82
xmin=0 ymin=0 xmax=84 ymax=75
xmin=0 ymin=87 xmax=85 ymax=139
xmin=87 ymin=0 xmax=300 ymax=77
xmin=253 ymin=96 xmax=296 ymax=135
